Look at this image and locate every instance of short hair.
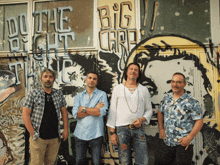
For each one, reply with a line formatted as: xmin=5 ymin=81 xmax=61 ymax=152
xmin=40 ymin=68 xmax=57 ymax=80
xmin=87 ymin=71 xmax=99 ymax=80
xmin=123 ymin=62 xmax=142 ymax=82
xmin=172 ymin=72 xmax=186 ymax=82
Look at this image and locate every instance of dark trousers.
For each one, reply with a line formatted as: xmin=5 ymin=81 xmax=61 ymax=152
xmin=155 ymin=143 xmax=193 ymax=165
xmin=75 ymin=136 xmax=103 ymax=165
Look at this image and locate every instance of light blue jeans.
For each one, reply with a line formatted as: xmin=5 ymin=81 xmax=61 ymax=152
xmin=75 ymin=136 xmax=103 ymax=165
xmin=116 ymin=126 xmax=149 ymax=165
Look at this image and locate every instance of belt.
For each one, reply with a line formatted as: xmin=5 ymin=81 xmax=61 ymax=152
xmin=125 ymin=124 xmax=136 ymax=129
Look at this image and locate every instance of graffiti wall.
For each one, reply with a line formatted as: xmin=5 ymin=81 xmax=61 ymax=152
xmin=0 ymin=0 xmax=219 ymax=164
xmin=0 ymin=57 xmax=26 ymax=164
xmin=97 ymin=0 xmax=219 ymax=164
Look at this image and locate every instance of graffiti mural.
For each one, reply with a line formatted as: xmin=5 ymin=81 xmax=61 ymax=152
xmin=126 ymin=35 xmax=218 ymax=164
xmin=99 ymin=34 xmax=219 ymax=164
xmin=0 ymin=0 xmax=219 ymax=165
xmin=98 ymin=0 xmax=138 ymax=80
xmin=0 ymin=58 xmax=26 ymax=165
xmin=98 ymin=0 xmax=219 ymax=164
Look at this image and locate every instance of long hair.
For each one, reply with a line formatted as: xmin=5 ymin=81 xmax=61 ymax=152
xmin=123 ymin=62 xmax=142 ymax=82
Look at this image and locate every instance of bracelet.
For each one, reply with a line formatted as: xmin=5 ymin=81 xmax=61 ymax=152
xmin=110 ymin=132 xmax=116 ymax=135
xmin=159 ymin=129 xmax=164 ymax=131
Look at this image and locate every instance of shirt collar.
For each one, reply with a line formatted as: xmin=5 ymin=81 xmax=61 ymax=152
xmin=170 ymin=90 xmax=188 ymax=101
xmin=39 ymin=87 xmax=54 ymax=95
xmin=83 ymin=88 xmax=98 ymax=95
xmin=179 ymin=92 xmax=188 ymax=100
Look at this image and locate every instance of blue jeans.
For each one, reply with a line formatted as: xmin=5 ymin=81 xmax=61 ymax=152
xmin=75 ymin=136 xmax=103 ymax=165
xmin=116 ymin=126 xmax=149 ymax=165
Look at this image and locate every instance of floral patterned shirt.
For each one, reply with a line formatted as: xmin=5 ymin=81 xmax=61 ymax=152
xmin=159 ymin=92 xmax=203 ymax=146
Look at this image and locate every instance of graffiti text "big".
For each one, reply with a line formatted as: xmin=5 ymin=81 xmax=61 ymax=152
xmin=98 ymin=2 xmax=138 ymax=55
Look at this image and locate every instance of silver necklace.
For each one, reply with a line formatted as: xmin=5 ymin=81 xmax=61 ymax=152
xmin=128 ymin=88 xmax=136 ymax=91
xmin=124 ymin=82 xmax=139 ymax=113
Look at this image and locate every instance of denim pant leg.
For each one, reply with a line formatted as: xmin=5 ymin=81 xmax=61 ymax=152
xmin=89 ymin=136 xmax=103 ymax=165
xmin=133 ymin=127 xmax=149 ymax=165
xmin=75 ymin=137 xmax=87 ymax=165
xmin=117 ymin=127 xmax=132 ymax=165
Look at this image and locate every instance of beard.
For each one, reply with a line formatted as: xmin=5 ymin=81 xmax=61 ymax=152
xmin=42 ymin=81 xmax=53 ymax=89
xmin=128 ymin=76 xmax=137 ymax=81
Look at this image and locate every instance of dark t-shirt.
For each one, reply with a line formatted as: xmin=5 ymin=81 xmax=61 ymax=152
xmin=39 ymin=92 xmax=59 ymax=139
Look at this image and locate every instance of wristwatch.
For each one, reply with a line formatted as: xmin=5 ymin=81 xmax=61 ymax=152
xmin=82 ymin=107 xmax=86 ymax=113
xmin=110 ymin=131 xmax=116 ymax=135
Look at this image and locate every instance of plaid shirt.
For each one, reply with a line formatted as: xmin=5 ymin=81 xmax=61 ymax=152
xmin=159 ymin=92 xmax=203 ymax=146
xmin=23 ymin=87 xmax=67 ymax=140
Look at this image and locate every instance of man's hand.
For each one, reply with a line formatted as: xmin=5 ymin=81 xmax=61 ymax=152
xmin=30 ymin=132 xmax=34 ymax=139
xmin=110 ymin=134 xmax=119 ymax=145
xmin=178 ymin=136 xmax=192 ymax=150
xmin=77 ymin=107 xmax=89 ymax=118
xmin=159 ymin=129 xmax=165 ymax=140
xmin=95 ymin=101 xmax=105 ymax=109
xmin=78 ymin=106 xmax=84 ymax=112
xmin=133 ymin=118 xmax=142 ymax=128
xmin=78 ymin=101 xmax=104 ymax=117
xmin=62 ymin=129 xmax=69 ymax=141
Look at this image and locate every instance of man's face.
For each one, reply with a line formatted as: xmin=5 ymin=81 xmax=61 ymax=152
xmin=85 ymin=73 xmax=98 ymax=89
xmin=126 ymin=64 xmax=139 ymax=81
xmin=171 ymin=74 xmax=186 ymax=94
xmin=41 ymin=72 xmax=55 ymax=89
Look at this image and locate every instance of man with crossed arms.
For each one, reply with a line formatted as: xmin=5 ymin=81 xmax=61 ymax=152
xmin=72 ymin=71 xmax=108 ymax=165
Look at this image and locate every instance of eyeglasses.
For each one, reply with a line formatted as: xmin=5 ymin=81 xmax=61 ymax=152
xmin=171 ymin=80 xmax=184 ymax=84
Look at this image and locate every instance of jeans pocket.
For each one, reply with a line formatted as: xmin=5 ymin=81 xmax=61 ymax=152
xmin=116 ymin=127 xmax=122 ymax=134
xmin=138 ymin=127 xmax=145 ymax=136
